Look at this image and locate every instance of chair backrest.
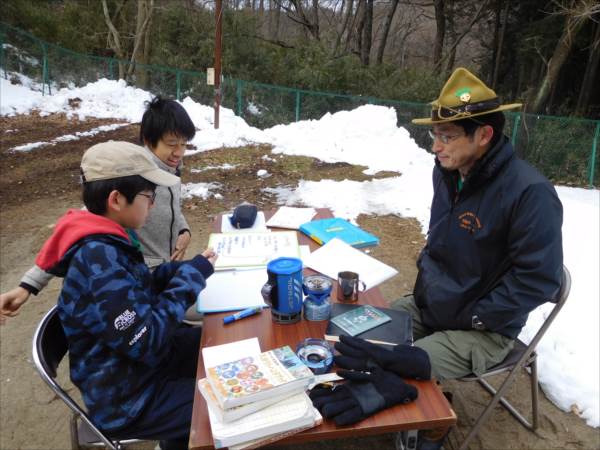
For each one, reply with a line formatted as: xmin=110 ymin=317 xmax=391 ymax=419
xmin=522 ymin=265 xmax=571 ymax=355
xmin=463 ymin=265 xmax=571 ymax=379
xmin=33 ymin=305 xmax=69 ymax=378
xmin=32 ymin=306 xmax=118 ymax=450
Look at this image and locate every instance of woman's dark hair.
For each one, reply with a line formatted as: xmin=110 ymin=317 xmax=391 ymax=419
xmin=454 ymin=111 xmax=506 ymax=148
xmin=139 ymin=96 xmax=196 ymax=149
xmin=83 ymin=175 xmax=156 ymax=215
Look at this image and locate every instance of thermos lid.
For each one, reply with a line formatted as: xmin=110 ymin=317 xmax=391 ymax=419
xmin=267 ymin=257 xmax=303 ymax=275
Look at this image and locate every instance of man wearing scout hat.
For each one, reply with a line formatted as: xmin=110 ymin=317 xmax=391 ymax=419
xmin=387 ymin=68 xmax=562 ymax=448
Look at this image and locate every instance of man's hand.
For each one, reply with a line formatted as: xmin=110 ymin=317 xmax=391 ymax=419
xmin=0 ymin=287 xmax=31 ymax=325
xmin=171 ymin=230 xmax=192 ymax=261
xmin=202 ymin=247 xmax=218 ymax=266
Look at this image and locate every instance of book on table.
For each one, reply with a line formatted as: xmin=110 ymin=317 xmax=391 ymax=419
xmin=299 ymin=217 xmax=379 ymax=248
xmin=205 ymin=345 xmax=315 ymax=410
xmin=227 ymin=406 xmax=322 ymax=450
xmin=208 ymin=230 xmax=300 ymax=270
xmin=325 ymin=303 xmax=413 ymax=346
xmin=197 ymin=378 xmax=300 ymax=423
xmin=206 ymin=390 xmax=321 ymax=449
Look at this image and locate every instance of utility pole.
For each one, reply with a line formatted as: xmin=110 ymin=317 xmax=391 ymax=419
xmin=214 ymin=0 xmax=223 ymax=129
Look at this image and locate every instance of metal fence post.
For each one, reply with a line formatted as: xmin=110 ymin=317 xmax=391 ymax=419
xmin=108 ymin=59 xmax=115 ymax=79
xmin=41 ymin=42 xmax=49 ymax=96
xmin=176 ymin=70 xmax=181 ymax=101
xmin=589 ymin=122 xmax=600 ymax=187
xmin=511 ymin=114 xmax=521 ymax=147
xmin=236 ymin=79 xmax=243 ymax=116
xmin=295 ymin=90 xmax=301 ymax=122
xmin=0 ymin=30 xmax=5 ymax=79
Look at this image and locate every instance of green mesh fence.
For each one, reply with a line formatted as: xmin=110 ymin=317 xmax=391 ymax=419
xmin=1 ymin=22 xmax=598 ymax=187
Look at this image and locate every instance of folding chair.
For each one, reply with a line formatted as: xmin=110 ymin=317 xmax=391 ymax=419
xmin=32 ymin=305 xmax=146 ymax=450
xmin=457 ymin=265 xmax=571 ymax=450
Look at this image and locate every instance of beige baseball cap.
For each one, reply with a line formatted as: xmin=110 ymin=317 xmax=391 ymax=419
xmin=81 ymin=141 xmax=179 ymax=186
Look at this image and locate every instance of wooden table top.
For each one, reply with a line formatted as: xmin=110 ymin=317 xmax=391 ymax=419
xmin=189 ymin=208 xmax=456 ymax=449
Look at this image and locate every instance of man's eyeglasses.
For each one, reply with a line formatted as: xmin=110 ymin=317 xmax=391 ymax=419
xmin=428 ymin=129 xmax=464 ymax=144
xmin=137 ymin=191 xmax=157 ymax=204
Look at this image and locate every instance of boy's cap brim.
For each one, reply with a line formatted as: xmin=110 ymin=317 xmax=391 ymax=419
xmin=412 ymin=67 xmax=522 ymax=125
xmin=81 ymin=141 xmax=179 ymax=187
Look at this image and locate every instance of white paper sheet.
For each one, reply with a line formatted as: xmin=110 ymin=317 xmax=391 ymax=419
xmin=265 ymin=207 xmax=316 ymax=230
xmin=197 ymin=268 xmax=268 ymax=313
xmin=304 ymin=238 xmax=398 ymax=290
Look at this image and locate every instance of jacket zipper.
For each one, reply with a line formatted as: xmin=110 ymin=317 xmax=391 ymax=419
xmin=169 ymin=187 xmax=175 ymax=255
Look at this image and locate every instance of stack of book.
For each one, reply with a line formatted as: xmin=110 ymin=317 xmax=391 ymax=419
xmin=198 ymin=342 xmax=322 ymax=449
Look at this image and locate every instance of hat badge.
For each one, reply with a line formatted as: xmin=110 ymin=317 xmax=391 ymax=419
xmin=455 ymin=87 xmax=471 ymax=104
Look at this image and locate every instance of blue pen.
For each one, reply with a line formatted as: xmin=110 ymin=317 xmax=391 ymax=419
xmin=223 ymin=307 xmax=263 ymax=324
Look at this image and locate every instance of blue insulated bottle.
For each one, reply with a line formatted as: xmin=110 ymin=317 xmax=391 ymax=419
xmin=260 ymin=257 xmax=303 ymax=323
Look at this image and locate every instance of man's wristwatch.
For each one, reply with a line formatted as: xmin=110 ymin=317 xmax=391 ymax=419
xmin=471 ymin=315 xmax=486 ymax=331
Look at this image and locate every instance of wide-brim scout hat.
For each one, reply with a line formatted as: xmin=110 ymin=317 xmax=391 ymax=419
xmin=412 ymin=67 xmax=522 ymax=125
xmin=81 ymin=141 xmax=179 ymax=186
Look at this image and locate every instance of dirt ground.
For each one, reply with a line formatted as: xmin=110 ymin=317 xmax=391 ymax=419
xmin=0 ymin=113 xmax=598 ymax=450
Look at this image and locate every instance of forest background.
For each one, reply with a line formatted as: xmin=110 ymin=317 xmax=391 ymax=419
xmin=1 ymin=0 xmax=599 ymax=119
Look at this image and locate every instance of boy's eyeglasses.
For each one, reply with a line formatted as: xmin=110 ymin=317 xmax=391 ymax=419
xmin=137 ymin=192 xmax=157 ymax=204
xmin=428 ymin=129 xmax=464 ymax=144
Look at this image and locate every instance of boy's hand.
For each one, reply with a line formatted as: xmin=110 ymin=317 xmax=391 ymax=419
xmin=0 ymin=287 xmax=31 ymax=325
xmin=171 ymin=230 xmax=191 ymax=261
xmin=202 ymin=248 xmax=218 ymax=266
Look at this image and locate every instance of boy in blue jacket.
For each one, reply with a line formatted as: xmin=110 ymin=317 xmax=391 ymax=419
xmin=37 ymin=141 xmax=215 ymax=450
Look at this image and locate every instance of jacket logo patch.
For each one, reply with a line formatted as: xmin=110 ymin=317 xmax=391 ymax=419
xmin=458 ymin=211 xmax=482 ymax=234
xmin=129 ymin=326 xmax=147 ymax=346
xmin=114 ymin=309 xmax=137 ymax=331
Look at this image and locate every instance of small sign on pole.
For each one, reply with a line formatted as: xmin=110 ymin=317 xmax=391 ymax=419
xmin=207 ymin=68 xmax=215 ymax=86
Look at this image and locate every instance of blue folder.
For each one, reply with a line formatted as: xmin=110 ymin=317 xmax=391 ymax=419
xmin=299 ymin=217 xmax=379 ymax=248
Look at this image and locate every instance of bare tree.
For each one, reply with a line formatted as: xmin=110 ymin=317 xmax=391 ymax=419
xmin=274 ymin=0 xmax=321 ymax=40
xmin=491 ymin=0 xmax=511 ymax=89
xmin=360 ymin=0 xmax=373 ymax=65
xmin=376 ymin=0 xmax=399 ymax=64
xmin=531 ymin=1 xmax=599 ymax=112
xmin=575 ymin=17 xmax=600 ymax=115
xmin=334 ymin=0 xmax=355 ymax=55
xmin=432 ymin=0 xmax=445 ymax=71
xmin=101 ymin=0 xmax=155 ymax=81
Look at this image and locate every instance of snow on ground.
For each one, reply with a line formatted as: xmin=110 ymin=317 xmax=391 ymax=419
xmin=11 ymin=123 xmax=129 ymax=152
xmin=1 ymin=78 xmax=599 ymax=427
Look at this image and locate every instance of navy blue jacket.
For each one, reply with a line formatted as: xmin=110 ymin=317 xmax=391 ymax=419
xmin=414 ymin=136 xmax=563 ymax=339
xmin=46 ymin=211 xmax=213 ymax=431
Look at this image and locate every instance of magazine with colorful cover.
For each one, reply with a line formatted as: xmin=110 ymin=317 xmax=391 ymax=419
xmin=206 ymin=345 xmax=314 ymax=409
xmin=329 ymin=304 xmax=392 ymax=337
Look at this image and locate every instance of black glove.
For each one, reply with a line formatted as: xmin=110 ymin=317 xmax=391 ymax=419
xmin=334 ymin=335 xmax=431 ymax=380
xmin=309 ymin=367 xmax=418 ymax=426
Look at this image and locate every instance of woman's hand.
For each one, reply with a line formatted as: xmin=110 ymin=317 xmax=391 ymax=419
xmin=171 ymin=230 xmax=192 ymax=261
